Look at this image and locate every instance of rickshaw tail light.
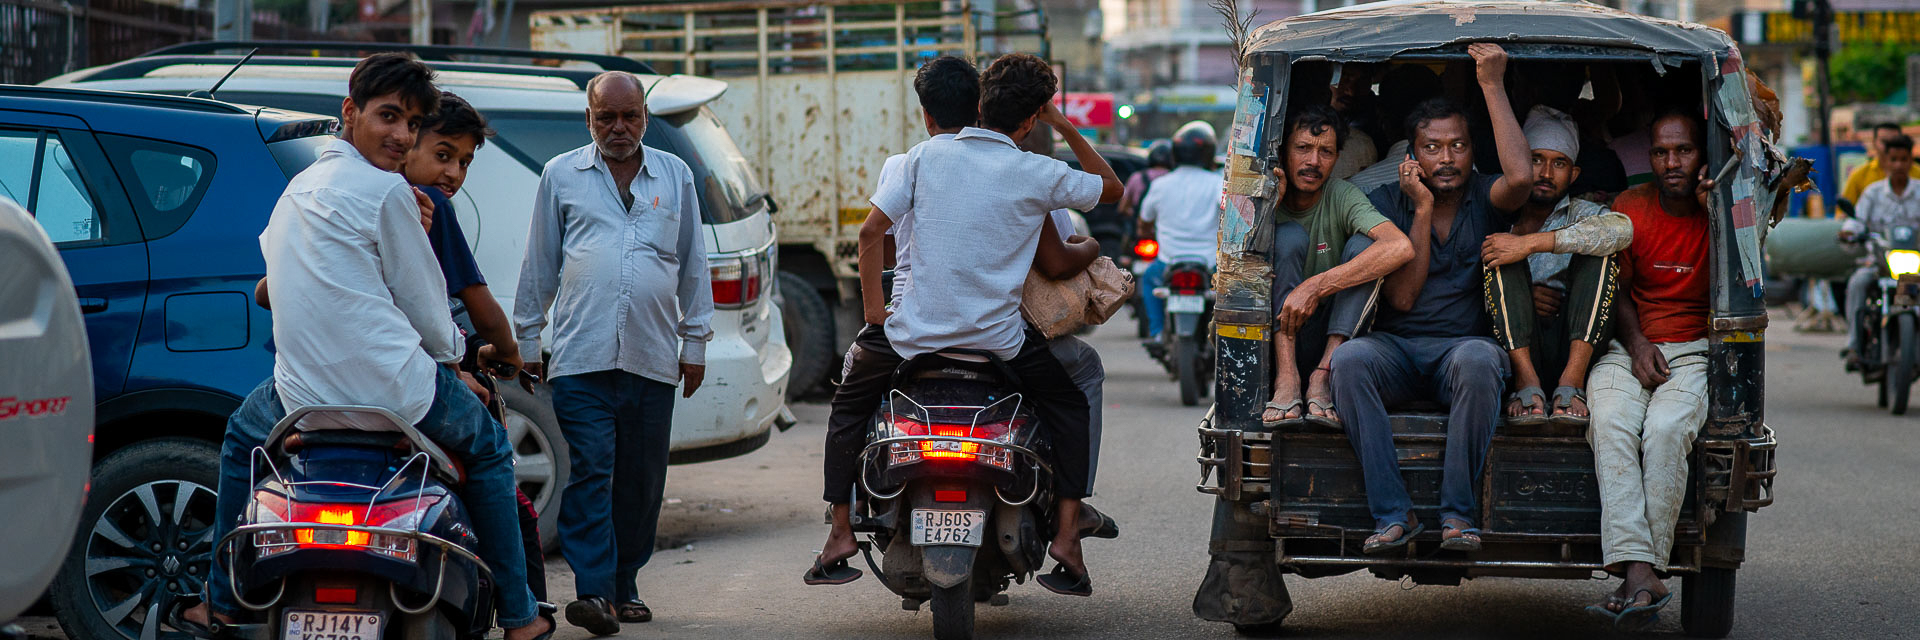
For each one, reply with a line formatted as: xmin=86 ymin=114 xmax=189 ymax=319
xmin=1889 ymin=250 xmax=1920 ymax=276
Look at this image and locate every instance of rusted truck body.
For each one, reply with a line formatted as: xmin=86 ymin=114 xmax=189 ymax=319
xmin=1192 ymin=2 xmax=1792 ymax=637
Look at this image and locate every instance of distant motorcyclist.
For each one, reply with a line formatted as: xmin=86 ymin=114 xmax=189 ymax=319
xmin=1136 ymin=122 xmax=1224 ymax=341
xmin=1841 ymin=134 xmax=1920 ymax=370
xmin=1118 ymin=139 xmax=1173 ymax=237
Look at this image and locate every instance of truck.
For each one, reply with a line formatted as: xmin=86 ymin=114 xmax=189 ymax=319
xmin=529 ymin=0 xmax=1049 ymax=396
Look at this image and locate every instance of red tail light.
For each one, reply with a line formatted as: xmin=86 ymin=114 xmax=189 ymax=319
xmin=313 ymin=585 xmax=359 ymax=604
xmin=934 ymin=490 xmax=968 ymax=503
xmin=711 ymin=251 xmax=767 ymax=308
xmin=1133 ymin=239 xmax=1159 ymax=260
xmin=1168 ymin=270 xmax=1206 ymax=292
xmin=293 ymin=504 xmax=369 ymax=547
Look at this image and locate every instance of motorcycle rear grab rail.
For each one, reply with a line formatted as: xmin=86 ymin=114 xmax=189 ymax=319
xmin=215 ymin=521 xmax=491 ymax=612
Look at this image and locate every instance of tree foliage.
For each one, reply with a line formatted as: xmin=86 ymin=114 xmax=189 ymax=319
xmin=1830 ymin=44 xmax=1911 ymax=105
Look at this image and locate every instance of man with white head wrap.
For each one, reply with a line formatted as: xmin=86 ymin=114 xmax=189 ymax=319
xmin=1479 ymin=105 xmax=1635 ymax=426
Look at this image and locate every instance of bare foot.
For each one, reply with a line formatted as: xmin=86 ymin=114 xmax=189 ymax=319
xmin=1306 ymin=368 xmax=1338 ymax=422
xmin=1265 ymin=369 xmax=1304 ymax=423
xmin=180 ymin=603 xmax=233 ymax=628
xmin=504 ymin=613 xmax=553 ymax=640
xmin=1048 ymin=535 xmax=1086 ymax=577
xmin=1619 ymin=562 xmax=1670 ymax=608
xmin=817 ymin=528 xmax=859 ymax=567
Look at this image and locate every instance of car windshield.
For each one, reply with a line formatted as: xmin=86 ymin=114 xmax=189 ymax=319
xmin=488 ymin=108 xmax=764 ymax=225
xmin=267 ymin=135 xmax=333 ymax=179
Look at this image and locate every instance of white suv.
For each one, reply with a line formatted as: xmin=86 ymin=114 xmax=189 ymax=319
xmin=46 ymin=43 xmax=795 ymax=547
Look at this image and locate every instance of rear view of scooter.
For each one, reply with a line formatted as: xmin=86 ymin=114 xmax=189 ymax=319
xmin=1151 ymin=260 xmax=1216 ymax=406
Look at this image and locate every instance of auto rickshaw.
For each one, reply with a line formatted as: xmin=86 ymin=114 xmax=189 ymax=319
xmin=1192 ymin=1 xmax=1796 ymax=637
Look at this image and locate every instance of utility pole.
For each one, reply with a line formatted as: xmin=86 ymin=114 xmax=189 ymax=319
xmin=214 ymin=0 xmax=253 ymax=40
xmin=412 ymin=0 xmax=432 ymax=44
xmin=1795 ymin=0 xmax=1836 ymax=203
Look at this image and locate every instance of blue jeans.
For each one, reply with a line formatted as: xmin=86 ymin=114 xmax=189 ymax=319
xmin=549 ymin=370 xmax=674 ymax=603
xmin=209 ymin=368 xmax=538 ymax=628
xmin=1141 ymin=259 xmax=1167 ymax=338
xmin=1330 ymin=333 xmax=1507 ymax=530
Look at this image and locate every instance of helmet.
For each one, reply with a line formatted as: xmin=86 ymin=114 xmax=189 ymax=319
xmin=1170 ymin=121 xmax=1217 ymax=168
xmin=1146 ymin=139 xmax=1174 ymax=169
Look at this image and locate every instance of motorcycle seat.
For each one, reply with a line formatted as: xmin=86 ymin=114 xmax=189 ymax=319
xmin=264 ymin=405 xmax=466 ymax=485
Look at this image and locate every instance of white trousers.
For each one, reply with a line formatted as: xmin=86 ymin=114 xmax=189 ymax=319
xmin=1587 ymin=339 xmax=1709 ymax=570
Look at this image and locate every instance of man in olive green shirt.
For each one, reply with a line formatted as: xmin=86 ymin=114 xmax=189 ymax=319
xmin=1262 ymin=104 xmax=1414 ymax=427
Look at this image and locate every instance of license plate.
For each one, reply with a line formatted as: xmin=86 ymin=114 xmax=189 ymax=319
xmin=910 ymin=509 xmax=987 ymax=547
xmin=1168 ymin=295 xmax=1205 ymax=313
xmin=283 ymin=610 xmax=382 ymax=640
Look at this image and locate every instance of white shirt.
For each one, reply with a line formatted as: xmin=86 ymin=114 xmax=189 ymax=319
xmin=262 ymin=138 xmax=461 ymax=426
xmin=513 ymin=143 xmax=715 ymax=384
xmin=1139 ymin=165 xmax=1224 ymax=267
xmin=1350 ymin=139 xmax=1410 ymax=191
xmin=1856 ymin=178 xmax=1920 ymax=236
xmin=871 ymin=127 xmax=1103 ymax=359
xmin=879 ymin=133 xmax=958 ymax=305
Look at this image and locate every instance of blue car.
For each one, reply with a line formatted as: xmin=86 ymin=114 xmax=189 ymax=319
xmin=0 ymin=84 xmax=334 ymax=640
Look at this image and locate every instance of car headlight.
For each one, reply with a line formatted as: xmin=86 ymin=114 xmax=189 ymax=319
xmin=1889 ymin=250 xmax=1920 ymax=276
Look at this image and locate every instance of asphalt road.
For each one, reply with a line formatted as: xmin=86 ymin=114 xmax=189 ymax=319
xmin=21 ymin=311 xmax=1919 ymax=639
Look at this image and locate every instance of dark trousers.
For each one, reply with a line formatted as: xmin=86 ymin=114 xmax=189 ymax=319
xmin=1331 ymin=333 xmax=1508 ymax=529
xmin=550 ymin=370 xmax=675 ymax=603
xmin=1486 ymin=254 xmax=1620 ymax=377
xmin=824 ymin=324 xmax=1093 ymax=502
xmin=1272 ymin=224 xmax=1382 ymax=378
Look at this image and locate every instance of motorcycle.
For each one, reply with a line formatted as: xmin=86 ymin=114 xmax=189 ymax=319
xmin=849 ymin=350 xmax=1059 ymax=640
xmin=1847 ymin=224 xmax=1920 ymax=414
xmin=1147 ymin=258 xmax=1216 ymax=406
xmin=1128 ymin=239 xmax=1159 ymax=338
xmin=208 ymin=364 xmax=529 ymax=640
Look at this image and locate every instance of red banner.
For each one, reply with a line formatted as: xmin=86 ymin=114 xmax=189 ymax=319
xmin=1054 ymin=92 xmax=1115 ymax=128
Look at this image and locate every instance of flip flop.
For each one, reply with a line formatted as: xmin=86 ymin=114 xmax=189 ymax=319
xmin=1583 ymin=593 xmax=1627 ymax=624
xmin=1078 ymin=504 xmax=1120 ymax=540
xmin=802 ymin=556 xmax=864 ymax=585
xmin=1303 ymin=398 xmax=1342 ymax=430
xmin=1438 ymin=518 xmax=1483 ymax=552
xmin=1036 ymin=563 xmax=1093 ymax=597
xmin=617 ymin=599 xmax=651 ymax=623
xmin=1505 ymin=386 xmax=1549 ymax=426
xmin=161 ymin=597 xmax=224 ymax=639
xmin=1362 ymin=520 xmax=1425 ymax=555
xmin=1261 ymin=399 xmax=1305 ymax=428
xmin=1549 ymin=386 xmax=1590 ymax=427
xmin=1615 ymin=589 xmax=1673 ymax=632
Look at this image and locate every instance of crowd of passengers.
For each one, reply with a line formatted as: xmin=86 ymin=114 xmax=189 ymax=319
xmin=1255 ymin=44 xmax=1732 ymax=626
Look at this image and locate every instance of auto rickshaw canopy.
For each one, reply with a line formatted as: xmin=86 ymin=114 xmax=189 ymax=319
xmin=1245 ymin=0 xmax=1735 ymax=61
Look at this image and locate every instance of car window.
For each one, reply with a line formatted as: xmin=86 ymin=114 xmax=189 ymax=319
xmin=662 ymin=107 xmax=766 ymax=225
xmin=268 ymin=135 xmax=332 ymax=179
xmin=97 ymin=134 xmax=217 ymax=241
xmin=0 ymin=128 xmax=105 ymax=245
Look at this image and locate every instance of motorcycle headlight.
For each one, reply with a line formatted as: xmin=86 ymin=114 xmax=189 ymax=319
xmin=1889 ymin=250 xmax=1920 ymax=277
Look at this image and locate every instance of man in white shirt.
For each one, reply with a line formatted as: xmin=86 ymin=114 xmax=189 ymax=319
xmin=512 ymin=71 xmax=713 ymax=634
xmin=1137 ymin=121 xmax=1224 ymax=341
xmin=195 ymin=53 xmax=550 ymax=640
xmin=807 ymin=54 xmax=1122 ymax=596
xmin=1843 ymin=134 xmax=1920 ymax=369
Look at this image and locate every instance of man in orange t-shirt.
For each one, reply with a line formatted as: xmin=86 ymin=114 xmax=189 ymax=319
xmin=1583 ymin=109 xmax=1715 ymax=630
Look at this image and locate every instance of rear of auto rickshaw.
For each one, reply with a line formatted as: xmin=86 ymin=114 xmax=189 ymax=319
xmin=1192 ymin=2 xmax=1800 ymax=637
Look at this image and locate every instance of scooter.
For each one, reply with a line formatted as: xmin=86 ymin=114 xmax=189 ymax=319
xmin=1128 ymin=239 xmax=1158 ymax=338
xmin=1847 ymin=225 xmax=1920 ymax=414
xmin=849 ymin=350 xmax=1060 ymax=640
xmin=1148 ymin=258 xmax=1215 ymax=406
xmin=207 ymin=365 xmax=529 ymax=640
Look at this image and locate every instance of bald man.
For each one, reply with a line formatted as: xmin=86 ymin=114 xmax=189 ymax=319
xmin=513 ymin=71 xmax=714 ymax=635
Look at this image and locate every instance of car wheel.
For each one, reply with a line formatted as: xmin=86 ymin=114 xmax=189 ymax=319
xmin=499 ymin=383 xmax=568 ymax=554
xmin=777 ymin=271 xmax=837 ymax=399
xmin=51 ymin=438 xmax=220 ymax=640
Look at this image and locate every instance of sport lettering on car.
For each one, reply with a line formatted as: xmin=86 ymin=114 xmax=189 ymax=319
xmin=0 ymin=395 xmax=72 ymax=421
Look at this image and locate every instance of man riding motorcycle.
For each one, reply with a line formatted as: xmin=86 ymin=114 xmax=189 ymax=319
xmin=1137 ymin=122 xmax=1225 ymax=343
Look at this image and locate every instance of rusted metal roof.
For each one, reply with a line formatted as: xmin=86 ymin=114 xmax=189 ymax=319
xmin=1246 ymin=0 xmax=1736 ymax=60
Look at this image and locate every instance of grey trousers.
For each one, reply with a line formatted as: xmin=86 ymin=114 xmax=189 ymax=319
xmin=1271 ymin=223 xmax=1382 ymax=378
xmin=1847 ymin=265 xmax=1878 ymax=355
xmin=1587 ymin=339 xmax=1709 ymax=570
xmin=1049 ymin=335 xmax=1105 ymax=490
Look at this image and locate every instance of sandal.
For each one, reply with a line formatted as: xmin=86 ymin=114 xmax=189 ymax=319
xmin=617 ymin=600 xmax=651 ymax=623
xmin=802 ymin=556 xmax=864 ymax=585
xmin=1583 ymin=593 xmax=1628 ymax=623
xmin=1302 ymin=398 xmax=1342 ymax=430
xmin=1549 ymin=386 xmax=1590 ymax=427
xmin=1261 ymin=399 xmax=1305 ymax=428
xmin=1036 ymin=563 xmax=1093 ymax=597
xmin=1438 ymin=518 xmax=1483 ymax=552
xmin=1362 ymin=519 xmax=1424 ymax=555
xmin=1505 ymin=386 xmax=1548 ymax=426
xmin=1615 ymin=589 xmax=1673 ymax=632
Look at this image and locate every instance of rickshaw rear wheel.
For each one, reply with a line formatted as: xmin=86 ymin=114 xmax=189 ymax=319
xmin=1680 ymin=567 xmax=1737 ymax=638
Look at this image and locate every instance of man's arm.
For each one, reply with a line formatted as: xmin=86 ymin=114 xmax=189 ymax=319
xmin=1483 ymin=210 xmax=1634 ymax=266
xmin=1034 ymin=217 xmax=1101 ymax=279
xmin=673 ymin=170 xmax=715 ymax=372
xmin=457 ymin=284 xmax=517 ymax=361
xmin=254 ymin=277 xmax=271 ymax=310
xmin=512 ymin=172 xmax=566 ymax=367
xmin=377 ymin=183 xmax=462 ymax=364
xmin=1381 ymin=165 xmax=1436 ymax=311
xmin=1278 ymin=220 xmax=1413 ymax=334
xmin=1040 ymin=102 xmax=1124 ymax=203
xmin=1469 ymin=43 xmax=1532 ymax=212
xmin=857 ymin=207 xmax=895 ymax=324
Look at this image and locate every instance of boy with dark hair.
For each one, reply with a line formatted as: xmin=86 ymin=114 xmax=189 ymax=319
xmin=188 ymin=58 xmax=551 ymax=640
xmin=808 ymin=53 xmax=1122 ymax=596
xmin=1842 ymin=122 xmax=1920 ymax=205
xmin=1842 ymin=133 xmax=1920 ymax=369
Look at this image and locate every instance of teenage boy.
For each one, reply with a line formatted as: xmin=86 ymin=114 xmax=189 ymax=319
xmin=1481 ymin=106 xmax=1634 ymax=425
xmin=1842 ymin=135 xmax=1920 ymax=369
xmin=1261 ymin=103 xmax=1413 ymax=427
xmin=187 ymin=54 xmax=550 ymax=640
xmin=808 ymin=53 xmax=1122 ymax=597
xmin=1841 ymin=123 xmax=1920 ymax=206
